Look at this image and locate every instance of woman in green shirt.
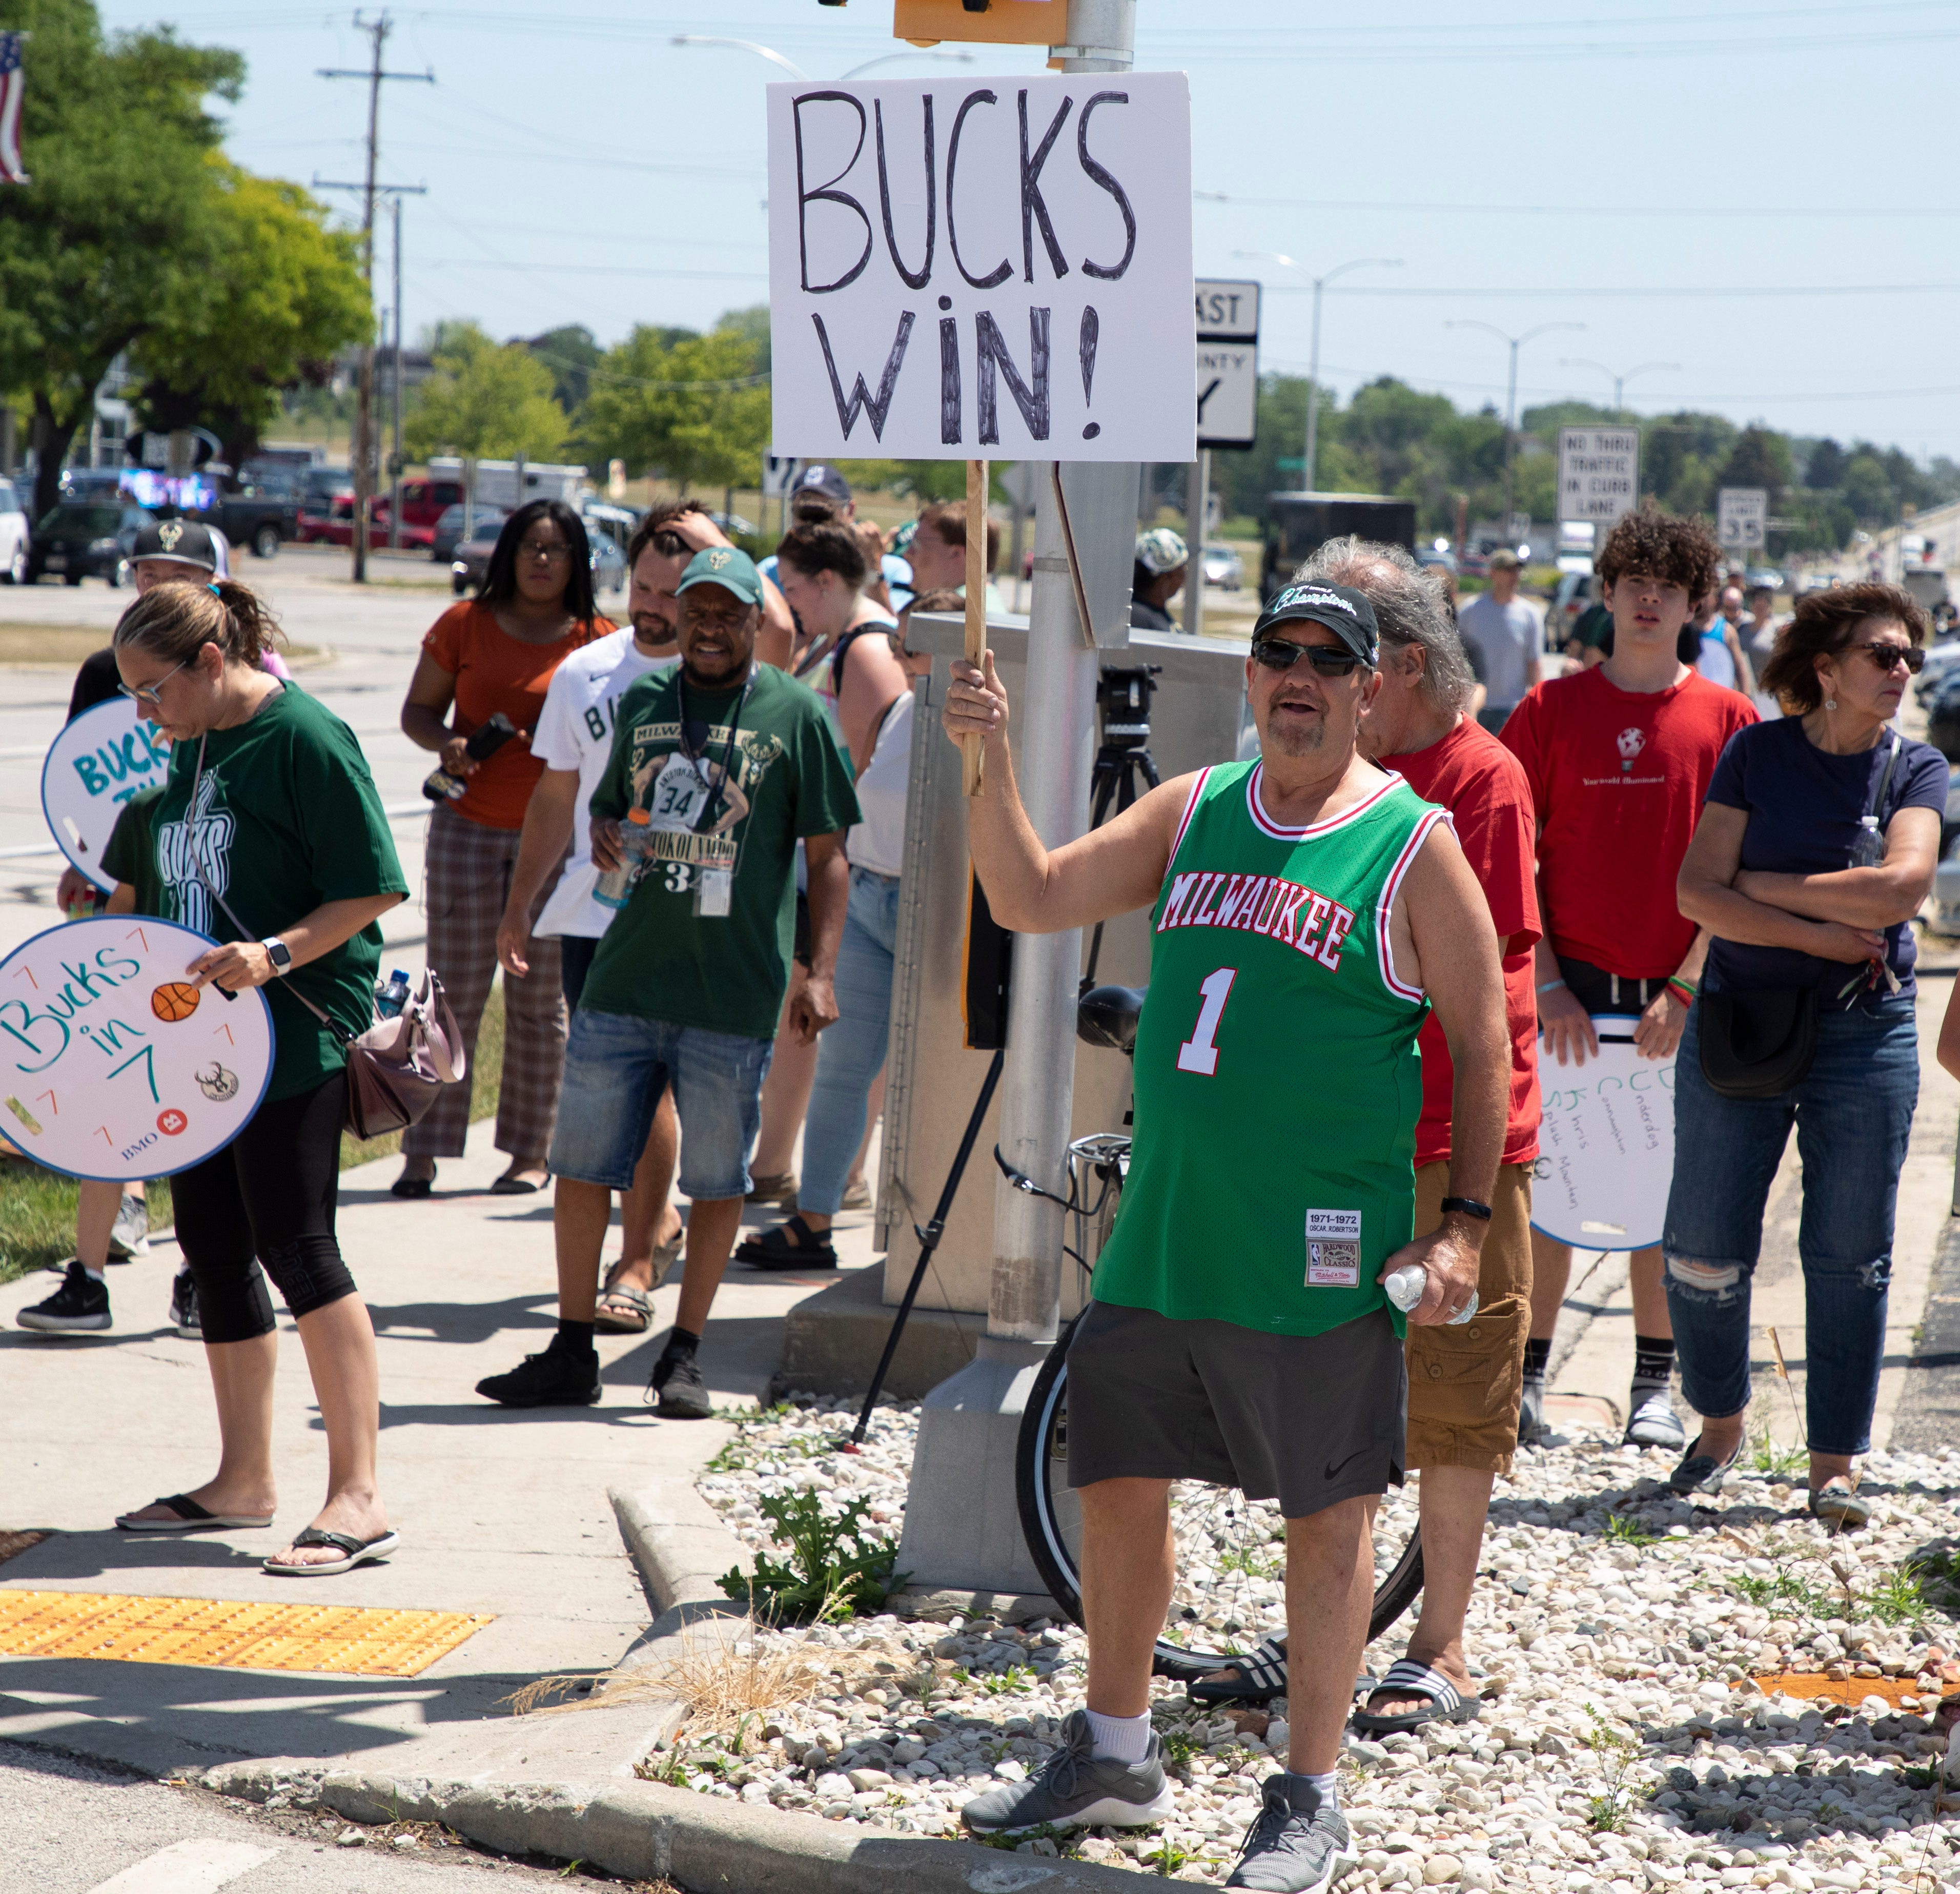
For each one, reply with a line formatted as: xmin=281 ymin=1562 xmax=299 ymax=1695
xmin=109 ymin=578 xmax=412 ymax=1576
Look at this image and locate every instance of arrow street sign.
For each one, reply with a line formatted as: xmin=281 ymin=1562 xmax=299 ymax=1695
xmin=1196 ymin=277 xmax=1260 ymax=451
xmin=1718 ymin=486 xmax=1768 ymax=549
xmin=1557 ymin=426 xmax=1640 ymax=524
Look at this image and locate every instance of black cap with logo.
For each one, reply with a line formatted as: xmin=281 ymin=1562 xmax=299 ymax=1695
xmin=1251 ymin=581 xmax=1380 ymax=664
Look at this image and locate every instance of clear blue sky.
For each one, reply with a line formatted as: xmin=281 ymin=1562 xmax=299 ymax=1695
xmin=99 ymin=0 xmax=1960 ymax=458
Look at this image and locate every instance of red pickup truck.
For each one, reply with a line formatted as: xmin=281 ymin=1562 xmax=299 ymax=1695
xmin=296 ymin=495 xmax=434 ymax=551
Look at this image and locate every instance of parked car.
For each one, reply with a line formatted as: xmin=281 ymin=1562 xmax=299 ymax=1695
xmin=1743 ymin=567 xmax=1785 ymax=593
xmin=26 ymin=502 xmax=148 ymax=586
xmin=1927 ymin=674 xmax=1960 ymax=764
xmin=1932 ymin=768 xmax=1960 ymax=933
xmin=1416 ymin=545 xmax=1458 ymax=579
xmin=389 ymin=478 xmax=467 ymax=532
xmin=428 ymin=503 xmax=508 ymax=563
xmin=1550 ymin=570 xmax=1596 ymax=648
xmin=449 ymin=519 xmax=624 ymax=596
xmin=297 ymin=494 xmax=431 ymax=550
xmin=1200 ymin=543 xmax=1244 ymax=590
xmin=582 ymin=500 xmax=638 ymax=558
xmin=215 ymin=477 xmax=302 ymax=559
xmin=0 ymin=477 xmax=28 ymax=585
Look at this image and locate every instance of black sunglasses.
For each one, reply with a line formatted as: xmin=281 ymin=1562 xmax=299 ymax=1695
xmin=1251 ymin=634 xmax=1368 ymax=677
xmin=1849 ymin=640 xmax=1923 ymax=675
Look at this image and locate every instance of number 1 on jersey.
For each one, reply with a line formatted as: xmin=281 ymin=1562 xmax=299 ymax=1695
xmin=1176 ymin=967 xmax=1237 ymax=1076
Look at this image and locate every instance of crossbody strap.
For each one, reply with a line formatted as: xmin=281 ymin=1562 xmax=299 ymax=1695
xmin=1867 ymin=731 xmax=1903 ymax=823
xmin=187 ymin=734 xmax=350 ymax=1044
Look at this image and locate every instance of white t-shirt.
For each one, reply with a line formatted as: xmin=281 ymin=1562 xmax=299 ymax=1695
xmin=1456 ymin=593 xmax=1538 ymax=709
xmin=530 ymin=628 xmax=679 ymax=939
xmin=847 ymin=688 xmax=914 ymax=878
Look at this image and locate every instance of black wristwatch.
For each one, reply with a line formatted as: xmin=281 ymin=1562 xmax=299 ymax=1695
xmin=260 ymin=936 xmax=293 ymax=977
xmin=1441 ymin=1195 xmax=1494 ymax=1222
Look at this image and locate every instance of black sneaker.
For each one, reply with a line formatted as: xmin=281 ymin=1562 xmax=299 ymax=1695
xmin=476 ymin=1332 xmax=601 ymax=1408
xmin=169 ymin=1269 xmax=201 ymax=1340
xmin=17 ymin=1260 xmax=111 ymax=1332
xmin=1226 ymin=1775 xmax=1357 ymax=1892
xmin=651 ymin=1350 xmax=712 ymax=1419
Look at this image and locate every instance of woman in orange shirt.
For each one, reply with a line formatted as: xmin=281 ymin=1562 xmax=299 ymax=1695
xmin=396 ymin=501 xmax=610 ymax=1197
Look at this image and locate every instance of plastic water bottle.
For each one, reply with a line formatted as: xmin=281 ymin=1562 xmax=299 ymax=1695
xmin=375 ymin=969 xmax=412 ymax=1019
xmin=594 ymin=808 xmax=657 ymax=910
xmin=1384 ymin=1264 xmax=1477 ymax=1326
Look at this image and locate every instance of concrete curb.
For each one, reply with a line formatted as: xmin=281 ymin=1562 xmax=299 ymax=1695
xmin=203 ymin=1758 xmax=1166 ymax=1890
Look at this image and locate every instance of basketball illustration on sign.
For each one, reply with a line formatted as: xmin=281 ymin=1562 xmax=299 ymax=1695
xmin=150 ymin=981 xmax=201 ymax=1023
xmin=0 ymin=916 xmax=273 ymax=1182
xmin=40 ymin=699 xmax=173 ymax=895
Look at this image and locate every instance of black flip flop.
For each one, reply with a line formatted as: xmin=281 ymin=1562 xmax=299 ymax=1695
xmin=264 ymin=1527 xmax=401 ymax=1576
xmin=116 ymin=1493 xmax=275 ymax=1533
xmin=1351 ymin=1659 xmax=1482 ymax=1735
xmin=735 ymin=1215 xmax=839 ymax=1270
xmin=1187 ymin=1635 xmax=1376 ymax=1707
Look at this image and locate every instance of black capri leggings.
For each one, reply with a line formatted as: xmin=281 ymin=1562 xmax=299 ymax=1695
xmin=171 ymin=1069 xmax=359 ymax=1344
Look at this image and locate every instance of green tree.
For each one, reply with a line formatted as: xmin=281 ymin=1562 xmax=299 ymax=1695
xmin=0 ymin=0 xmax=246 ymax=517
xmin=525 ymin=324 xmax=600 ymax=416
xmin=579 ymin=324 xmax=770 ymax=494
xmin=1841 ymin=453 xmax=1895 ymax=525
xmin=404 ymin=322 xmax=567 ymax=462
xmin=1804 ymin=437 xmax=1847 ymax=491
xmin=1715 ymin=426 xmax=1789 ymax=509
xmin=129 ymin=161 xmax=370 ymax=470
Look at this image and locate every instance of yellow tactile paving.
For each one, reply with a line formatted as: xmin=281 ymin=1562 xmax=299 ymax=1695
xmin=0 ymin=1588 xmax=493 ymax=1677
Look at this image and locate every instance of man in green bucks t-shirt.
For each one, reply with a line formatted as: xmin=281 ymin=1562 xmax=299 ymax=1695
xmin=476 ymin=547 xmax=859 ymax=1419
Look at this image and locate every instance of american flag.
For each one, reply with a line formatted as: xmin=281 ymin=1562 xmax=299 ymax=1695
xmin=0 ymin=33 xmax=27 ymax=187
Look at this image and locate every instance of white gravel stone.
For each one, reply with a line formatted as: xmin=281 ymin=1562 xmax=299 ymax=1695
xmin=679 ymin=1397 xmax=1960 ymax=1884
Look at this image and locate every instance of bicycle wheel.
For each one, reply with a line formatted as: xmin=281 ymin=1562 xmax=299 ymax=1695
xmin=1015 ymin=1319 xmax=1425 ymax=1684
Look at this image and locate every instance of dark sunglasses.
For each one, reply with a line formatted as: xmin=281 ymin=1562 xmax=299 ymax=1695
xmin=1250 ymin=634 xmax=1368 ymax=677
xmin=1850 ymin=640 xmax=1923 ymax=675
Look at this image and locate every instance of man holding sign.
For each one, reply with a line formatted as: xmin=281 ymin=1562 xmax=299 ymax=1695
xmin=945 ymin=586 xmax=1508 ymax=1886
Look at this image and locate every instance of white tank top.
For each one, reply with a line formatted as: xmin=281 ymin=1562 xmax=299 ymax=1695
xmin=846 ymin=688 xmax=914 ymax=877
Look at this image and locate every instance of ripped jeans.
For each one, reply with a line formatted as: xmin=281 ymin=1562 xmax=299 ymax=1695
xmin=1661 ymin=993 xmax=1918 ymax=1456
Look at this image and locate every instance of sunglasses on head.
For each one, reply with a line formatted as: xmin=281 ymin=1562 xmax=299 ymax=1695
xmin=1250 ymin=634 xmax=1369 ymax=677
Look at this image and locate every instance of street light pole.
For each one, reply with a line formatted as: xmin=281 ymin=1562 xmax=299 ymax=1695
xmin=1445 ymin=318 xmax=1584 ymax=537
xmin=1237 ymin=252 xmax=1400 ymax=492
xmin=1558 ymin=357 xmax=1680 ymax=421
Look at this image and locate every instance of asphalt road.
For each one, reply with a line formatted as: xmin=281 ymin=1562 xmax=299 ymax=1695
xmin=0 ymin=1741 xmax=623 ymax=1894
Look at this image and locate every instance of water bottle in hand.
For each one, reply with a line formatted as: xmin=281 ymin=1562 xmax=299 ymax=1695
xmin=594 ymin=809 xmax=657 ymax=910
xmin=1384 ymin=1264 xmax=1477 ymax=1326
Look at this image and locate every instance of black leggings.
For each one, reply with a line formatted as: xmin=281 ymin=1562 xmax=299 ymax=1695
xmin=171 ymin=1069 xmax=358 ymax=1344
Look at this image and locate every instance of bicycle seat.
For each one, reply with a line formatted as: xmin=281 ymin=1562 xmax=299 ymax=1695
xmin=1077 ymin=983 xmax=1147 ymax=1052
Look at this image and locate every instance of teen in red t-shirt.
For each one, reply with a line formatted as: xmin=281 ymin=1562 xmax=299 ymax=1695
xmin=1501 ymin=507 xmax=1757 ymax=1455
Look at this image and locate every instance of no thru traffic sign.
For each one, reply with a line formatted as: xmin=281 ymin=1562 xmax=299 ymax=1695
xmin=1557 ymin=426 xmax=1640 ymax=524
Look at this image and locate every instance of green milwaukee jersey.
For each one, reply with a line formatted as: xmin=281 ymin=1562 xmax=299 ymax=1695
xmin=1092 ymin=760 xmax=1445 ymax=1338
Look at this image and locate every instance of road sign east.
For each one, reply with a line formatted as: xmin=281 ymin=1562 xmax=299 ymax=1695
xmin=1196 ymin=277 xmax=1259 ymax=450
xmin=1557 ymin=426 xmax=1640 ymax=524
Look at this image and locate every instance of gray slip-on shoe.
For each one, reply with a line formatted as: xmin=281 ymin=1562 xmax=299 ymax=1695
xmin=961 ymin=1708 xmax=1174 ymax=1836
xmin=1668 ymin=1434 xmax=1741 ymax=1496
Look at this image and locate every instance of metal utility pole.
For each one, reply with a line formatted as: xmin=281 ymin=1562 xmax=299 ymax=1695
xmin=319 ymin=14 xmax=432 ymax=583
xmin=1446 ymin=318 xmax=1583 ymax=538
xmin=1559 ymin=356 xmax=1679 ymax=421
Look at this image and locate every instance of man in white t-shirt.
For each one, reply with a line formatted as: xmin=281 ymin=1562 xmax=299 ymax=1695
xmin=494 ymin=502 xmax=724 ymax=1338
xmin=1455 ymin=550 xmax=1540 ymax=731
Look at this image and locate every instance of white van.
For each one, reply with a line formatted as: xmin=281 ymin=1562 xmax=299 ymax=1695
xmin=0 ymin=477 xmax=27 ymax=585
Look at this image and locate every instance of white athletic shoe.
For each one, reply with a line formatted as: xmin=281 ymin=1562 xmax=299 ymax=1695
xmin=1625 ymin=1386 xmax=1686 ymax=1451
xmin=107 ymin=1191 xmax=150 ymax=1260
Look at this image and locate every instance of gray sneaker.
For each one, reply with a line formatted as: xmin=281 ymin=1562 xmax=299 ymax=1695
xmin=1518 ymin=1377 xmax=1549 ymax=1447
xmin=107 ymin=1190 xmax=149 ymax=1260
xmin=1226 ymin=1775 xmax=1357 ymax=1893
xmin=962 ymin=1709 xmax=1174 ymax=1836
xmin=1624 ymin=1385 xmax=1686 ymax=1451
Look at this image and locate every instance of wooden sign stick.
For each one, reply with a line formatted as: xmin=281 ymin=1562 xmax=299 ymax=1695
xmin=962 ymin=456 xmax=988 ymax=797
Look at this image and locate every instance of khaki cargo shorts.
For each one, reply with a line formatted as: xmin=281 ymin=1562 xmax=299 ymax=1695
xmin=1405 ymin=1161 xmax=1534 ymax=1475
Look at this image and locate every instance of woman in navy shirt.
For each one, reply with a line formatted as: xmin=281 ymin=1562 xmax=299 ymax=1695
xmin=1670 ymin=583 xmax=1943 ymax=1524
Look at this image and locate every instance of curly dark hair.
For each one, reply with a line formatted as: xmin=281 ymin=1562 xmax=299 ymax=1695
xmin=1594 ymin=502 xmax=1721 ymax=602
xmin=1758 ymin=581 xmax=1927 ymax=714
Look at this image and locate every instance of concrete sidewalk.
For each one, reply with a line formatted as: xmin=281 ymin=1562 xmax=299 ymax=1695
xmin=0 ymin=1121 xmax=882 ymax=1781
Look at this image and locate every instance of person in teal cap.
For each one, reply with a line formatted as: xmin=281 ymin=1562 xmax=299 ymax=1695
xmin=475 ymin=546 xmax=861 ymax=1419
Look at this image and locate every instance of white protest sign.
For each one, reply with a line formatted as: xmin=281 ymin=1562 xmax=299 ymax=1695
xmin=42 ymin=700 xmax=172 ymax=895
xmin=0 ymin=915 xmax=274 ymax=1181
xmin=1718 ymin=486 xmax=1767 ymax=549
xmin=1528 ymin=1018 xmax=1677 ymax=1252
xmin=1558 ymin=426 xmax=1640 ymax=525
xmin=767 ymin=72 xmax=1194 ymax=462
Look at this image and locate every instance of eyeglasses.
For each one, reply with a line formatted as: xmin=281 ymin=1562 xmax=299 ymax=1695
xmin=1250 ymin=635 xmax=1369 ymax=677
xmin=518 ymin=539 xmax=571 ymax=564
xmin=1851 ymin=641 xmax=1923 ymax=675
xmin=115 ymin=656 xmax=191 ymax=706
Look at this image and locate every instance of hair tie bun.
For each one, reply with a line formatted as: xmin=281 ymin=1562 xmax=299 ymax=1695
xmin=209 ymin=583 xmax=222 ymax=596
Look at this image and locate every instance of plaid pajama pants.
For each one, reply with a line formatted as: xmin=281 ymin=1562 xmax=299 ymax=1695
xmin=404 ymin=802 xmax=567 ymax=1164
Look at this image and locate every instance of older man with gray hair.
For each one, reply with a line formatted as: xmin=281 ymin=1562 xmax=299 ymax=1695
xmin=1198 ymin=539 xmax=1543 ymax=1738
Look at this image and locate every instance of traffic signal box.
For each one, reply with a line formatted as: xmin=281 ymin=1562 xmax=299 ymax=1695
xmin=892 ymin=0 xmax=1071 ymax=48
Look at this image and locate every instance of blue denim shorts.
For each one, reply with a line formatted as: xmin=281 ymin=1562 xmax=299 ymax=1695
xmin=549 ymin=1007 xmax=772 ymax=1200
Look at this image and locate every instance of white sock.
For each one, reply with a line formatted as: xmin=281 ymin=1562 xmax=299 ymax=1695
xmin=1084 ymin=1707 xmax=1151 ymax=1763
xmin=1289 ymin=1768 xmax=1338 ymax=1805
xmin=83 ymin=1267 xmax=106 ymax=1284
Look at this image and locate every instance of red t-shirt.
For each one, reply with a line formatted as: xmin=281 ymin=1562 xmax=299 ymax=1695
xmin=421 ymin=603 xmax=611 ymax=830
xmin=1393 ymin=720 xmax=1542 ymax=1168
xmin=1502 ymin=665 xmax=1757 ymax=979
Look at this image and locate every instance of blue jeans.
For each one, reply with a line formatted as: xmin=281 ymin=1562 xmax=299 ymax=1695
xmin=800 ymin=867 xmax=901 ymax=1216
xmin=549 ymin=1007 xmax=772 ymax=1200
xmin=1661 ymin=993 xmax=1918 ymax=1456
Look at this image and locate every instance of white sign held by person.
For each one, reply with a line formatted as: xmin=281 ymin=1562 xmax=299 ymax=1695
xmin=42 ymin=700 xmax=172 ymax=895
xmin=1528 ymin=1019 xmax=1677 ymax=1252
xmin=1558 ymin=426 xmax=1640 ymax=524
xmin=0 ymin=915 xmax=274 ymax=1182
xmin=767 ymin=73 xmax=1195 ymax=463
xmin=1718 ymin=486 xmax=1767 ymax=549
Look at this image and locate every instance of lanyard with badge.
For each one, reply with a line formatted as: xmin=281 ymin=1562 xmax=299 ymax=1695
xmin=655 ymin=665 xmax=751 ymax=917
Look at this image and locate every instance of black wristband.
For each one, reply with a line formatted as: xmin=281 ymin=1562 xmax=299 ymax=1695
xmin=1441 ymin=1196 xmax=1494 ymax=1223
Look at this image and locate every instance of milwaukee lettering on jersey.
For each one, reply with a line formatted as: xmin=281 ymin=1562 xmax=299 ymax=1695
xmin=1156 ymin=869 xmax=1356 ymax=971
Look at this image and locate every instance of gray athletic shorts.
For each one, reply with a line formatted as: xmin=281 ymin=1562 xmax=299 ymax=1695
xmin=1064 ymin=1300 xmax=1406 ymax=1519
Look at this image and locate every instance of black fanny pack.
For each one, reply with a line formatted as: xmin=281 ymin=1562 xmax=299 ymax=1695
xmin=1697 ymin=986 xmax=1820 ymax=1099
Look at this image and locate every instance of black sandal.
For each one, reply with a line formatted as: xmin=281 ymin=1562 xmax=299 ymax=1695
xmin=734 ymin=1215 xmax=839 ymax=1270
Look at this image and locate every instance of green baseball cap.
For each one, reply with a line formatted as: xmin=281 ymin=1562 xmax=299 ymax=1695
xmin=675 ymin=545 xmax=764 ymax=606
